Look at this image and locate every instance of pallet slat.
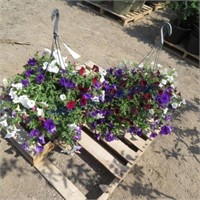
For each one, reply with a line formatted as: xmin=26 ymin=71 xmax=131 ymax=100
xmin=78 ymin=131 xmax=129 ymax=179
xmin=35 ymin=160 xmax=86 ymax=200
xmin=124 ymin=133 xmax=150 ymax=151
xmin=164 ymin=40 xmax=199 ymax=68
xmin=102 ymin=138 xmax=138 ymax=164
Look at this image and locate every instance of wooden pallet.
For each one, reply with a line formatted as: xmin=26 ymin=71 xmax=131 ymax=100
xmin=145 ymin=2 xmax=166 ymax=11
xmin=78 ymin=1 xmax=153 ymax=26
xmin=2 ymin=61 xmax=155 ymax=200
xmin=163 ymin=40 xmax=199 ymax=68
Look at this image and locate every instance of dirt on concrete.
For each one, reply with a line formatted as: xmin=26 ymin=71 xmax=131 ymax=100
xmin=0 ymin=0 xmax=199 ymax=200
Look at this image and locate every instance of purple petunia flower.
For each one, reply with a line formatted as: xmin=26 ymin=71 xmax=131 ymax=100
xmin=21 ymin=142 xmax=29 ymax=151
xmin=92 ymin=121 xmax=98 ymax=128
xmin=116 ymin=90 xmax=124 ymax=98
xmin=136 ymin=129 xmax=143 ymax=136
xmin=160 ymin=125 xmax=172 ymax=135
xmin=129 ymin=126 xmax=137 ymax=134
xmin=38 ymin=135 xmax=45 ymax=144
xmin=160 ymin=92 xmax=170 ymax=104
xmin=59 ymin=77 xmax=75 ymax=89
xmin=94 ymin=133 xmax=101 ymax=140
xmin=115 ymin=68 xmax=123 ymax=77
xmin=83 ymin=93 xmax=93 ymax=100
xmin=37 ymin=67 xmax=43 ymax=73
xmin=150 ymin=132 xmax=158 ymax=138
xmin=27 ymin=58 xmax=37 ymax=66
xmin=104 ymin=81 xmax=111 ymax=91
xmin=107 ymin=68 xmax=113 ymax=74
xmin=44 ymin=119 xmax=56 ymax=133
xmin=21 ymin=79 xmax=29 ymax=87
xmin=105 ymin=131 xmax=116 ymax=142
xmin=35 ymin=73 xmax=45 ymax=84
xmin=25 ymin=69 xmax=34 ymax=77
xmin=164 ymin=115 xmax=171 ymax=121
xmin=34 ymin=145 xmax=44 ymax=155
xmin=29 ymin=129 xmax=40 ymax=137
xmin=94 ymin=82 xmax=101 ymax=89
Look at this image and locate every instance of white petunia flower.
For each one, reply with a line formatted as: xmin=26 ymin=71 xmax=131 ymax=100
xmin=96 ymin=113 xmax=104 ymax=119
xmin=100 ymin=75 xmax=105 ymax=83
xmin=138 ymin=63 xmax=144 ymax=68
xmin=11 ymin=83 xmax=23 ymax=90
xmin=159 ymin=83 xmax=163 ymax=88
xmin=99 ymin=68 xmax=107 ymax=76
xmin=91 ymin=96 xmax=100 ymax=102
xmin=68 ymin=124 xmax=79 ymax=130
xmin=5 ymin=125 xmax=20 ymax=139
xmin=163 ymin=108 xmax=168 ymax=114
xmin=60 ymin=94 xmax=66 ymax=101
xmin=9 ymin=88 xmax=17 ymax=99
xmin=19 ymin=95 xmax=35 ymax=109
xmin=0 ymin=119 xmax=8 ymax=127
xmin=37 ymin=107 xmax=44 ymax=117
xmin=9 ymin=88 xmax=20 ymax=103
xmin=47 ymin=60 xmax=59 ymax=73
xmin=167 ymin=76 xmax=174 ymax=83
xmin=42 ymin=61 xmax=48 ymax=70
xmin=172 ymin=102 xmax=178 ymax=109
xmin=149 ymin=109 xmax=154 ymax=115
xmin=161 ymin=79 xmax=167 ymax=85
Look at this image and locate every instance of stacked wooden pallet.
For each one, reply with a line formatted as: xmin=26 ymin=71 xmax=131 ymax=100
xmin=2 ymin=61 xmax=155 ymax=200
xmin=164 ymin=40 xmax=199 ymax=68
xmin=78 ymin=0 xmax=153 ymax=26
xmin=145 ymin=1 xmax=166 ymax=11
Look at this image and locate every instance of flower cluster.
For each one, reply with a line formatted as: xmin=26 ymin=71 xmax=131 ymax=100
xmin=86 ymin=62 xmax=185 ymax=141
xmin=0 ymin=49 xmax=104 ymax=154
xmin=0 ymin=50 xmax=185 ymax=154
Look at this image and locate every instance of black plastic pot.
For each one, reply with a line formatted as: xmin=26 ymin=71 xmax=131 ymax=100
xmin=185 ymin=33 xmax=199 ymax=55
xmin=165 ymin=23 xmax=190 ymax=44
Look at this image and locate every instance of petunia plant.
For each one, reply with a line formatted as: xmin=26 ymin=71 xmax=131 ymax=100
xmin=85 ymin=62 xmax=185 ymax=141
xmin=0 ymin=49 xmax=185 ymax=154
xmin=0 ymin=49 xmax=105 ymax=154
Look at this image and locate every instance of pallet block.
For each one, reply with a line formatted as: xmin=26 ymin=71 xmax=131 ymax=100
xmin=2 ymin=61 xmax=155 ymax=200
xmin=79 ymin=0 xmax=152 ymax=26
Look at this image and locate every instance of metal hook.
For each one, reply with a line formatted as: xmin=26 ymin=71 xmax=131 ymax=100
xmin=160 ymin=22 xmax=172 ymax=46
xmin=51 ymin=9 xmax=59 ymax=40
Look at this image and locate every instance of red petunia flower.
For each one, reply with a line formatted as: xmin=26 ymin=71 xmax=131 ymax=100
xmin=92 ymin=65 xmax=99 ymax=72
xmin=66 ymin=101 xmax=76 ymax=110
xmin=144 ymin=104 xmax=151 ymax=110
xmin=140 ymin=80 xmax=147 ymax=86
xmin=143 ymin=93 xmax=151 ymax=101
xmin=80 ymin=96 xmax=87 ymax=106
xmin=93 ymin=77 xmax=98 ymax=85
xmin=79 ymin=67 xmax=85 ymax=76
